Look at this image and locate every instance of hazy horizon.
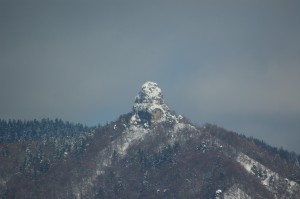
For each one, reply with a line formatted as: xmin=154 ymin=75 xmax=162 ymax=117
xmin=1 ymin=0 xmax=300 ymax=153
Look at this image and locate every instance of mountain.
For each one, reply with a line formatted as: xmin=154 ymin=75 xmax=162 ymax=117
xmin=1 ymin=81 xmax=300 ymax=199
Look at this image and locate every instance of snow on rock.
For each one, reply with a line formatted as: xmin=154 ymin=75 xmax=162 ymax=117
xmin=178 ymin=114 xmax=183 ymax=120
xmin=132 ymin=81 xmax=170 ymax=126
xmin=131 ymin=81 xmax=195 ymax=131
xmin=215 ymin=189 xmax=223 ymax=199
xmin=133 ymin=82 xmax=166 ymax=111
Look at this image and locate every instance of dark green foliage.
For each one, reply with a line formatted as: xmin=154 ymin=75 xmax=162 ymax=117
xmin=137 ymin=143 xmax=180 ymax=170
xmin=251 ymin=137 xmax=300 ymax=165
xmin=152 ymin=143 xmax=180 ymax=168
xmin=0 ymin=118 xmax=93 ymax=143
xmin=251 ymin=165 xmax=267 ymax=180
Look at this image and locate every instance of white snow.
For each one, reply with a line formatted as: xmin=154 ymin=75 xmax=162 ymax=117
xmin=215 ymin=189 xmax=222 ymax=199
xmin=223 ymin=184 xmax=251 ymax=199
xmin=237 ymin=152 xmax=279 ymax=188
xmin=73 ymin=125 xmax=150 ymax=198
xmin=0 ymin=178 xmax=6 ymax=186
xmin=132 ymin=81 xmax=170 ymax=124
xmin=236 ymin=152 xmax=300 ymax=196
xmin=117 ymin=125 xmax=149 ymax=156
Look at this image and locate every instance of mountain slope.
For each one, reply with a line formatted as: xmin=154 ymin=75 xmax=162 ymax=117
xmin=1 ymin=81 xmax=300 ymax=199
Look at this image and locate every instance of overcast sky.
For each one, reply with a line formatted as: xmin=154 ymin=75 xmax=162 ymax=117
xmin=1 ymin=0 xmax=300 ymax=153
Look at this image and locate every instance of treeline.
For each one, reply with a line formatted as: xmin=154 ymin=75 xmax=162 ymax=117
xmin=249 ymin=136 xmax=300 ymax=166
xmin=203 ymin=123 xmax=300 ymax=166
xmin=0 ymin=118 xmax=93 ymax=143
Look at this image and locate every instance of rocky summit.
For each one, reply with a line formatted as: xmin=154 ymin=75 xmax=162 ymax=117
xmin=0 ymin=81 xmax=300 ymax=199
xmin=131 ymin=81 xmax=175 ymax=127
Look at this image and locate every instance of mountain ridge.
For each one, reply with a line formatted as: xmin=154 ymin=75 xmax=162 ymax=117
xmin=1 ymin=81 xmax=300 ymax=198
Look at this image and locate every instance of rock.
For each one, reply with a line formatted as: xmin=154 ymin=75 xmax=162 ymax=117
xmin=132 ymin=81 xmax=170 ymax=127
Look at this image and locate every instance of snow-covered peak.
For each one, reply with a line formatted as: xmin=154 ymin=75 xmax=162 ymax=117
xmin=131 ymin=81 xmax=170 ymax=127
xmin=140 ymin=81 xmax=162 ymax=100
xmin=134 ymin=81 xmax=165 ymax=108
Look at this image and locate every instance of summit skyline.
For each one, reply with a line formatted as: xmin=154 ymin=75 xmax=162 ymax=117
xmin=1 ymin=0 xmax=300 ymax=153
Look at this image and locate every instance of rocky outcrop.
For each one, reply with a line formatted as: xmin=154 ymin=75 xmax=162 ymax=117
xmin=131 ymin=81 xmax=172 ymax=127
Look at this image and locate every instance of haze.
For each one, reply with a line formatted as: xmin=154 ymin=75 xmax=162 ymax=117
xmin=1 ymin=0 xmax=300 ymax=153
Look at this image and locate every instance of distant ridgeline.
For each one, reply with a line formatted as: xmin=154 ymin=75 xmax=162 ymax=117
xmin=0 ymin=118 xmax=95 ymax=142
xmin=0 ymin=119 xmax=298 ymax=168
xmin=204 ymin=124 xmax=300 ymax=169
xmin=0 ymin=119 xmax=96 ymax=180
xmin=249 ymin=136 xmax=300 ymax=166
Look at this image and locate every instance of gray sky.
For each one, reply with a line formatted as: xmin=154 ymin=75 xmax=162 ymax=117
xmin=1 ymin=0 xmax=300 ymax=153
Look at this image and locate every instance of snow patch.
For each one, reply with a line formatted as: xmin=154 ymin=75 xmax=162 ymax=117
xmin=0 ymin=178 xmax=6 ymax=186
xmin=178 ymin=114 xmax=183 ymax=120
xmin=215 ymin=189 xmax=222 ymax=199
xmin=223 ymin=184 xmax=251 ymax=199
xmin=236 ymin=152 xmax=300 ymax=197
xmin=237 ymin=152 xmax=279 ymax=188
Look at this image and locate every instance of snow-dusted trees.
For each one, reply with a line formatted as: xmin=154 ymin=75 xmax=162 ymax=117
xmin=0 ymin=118 xmax=92 ymax=142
